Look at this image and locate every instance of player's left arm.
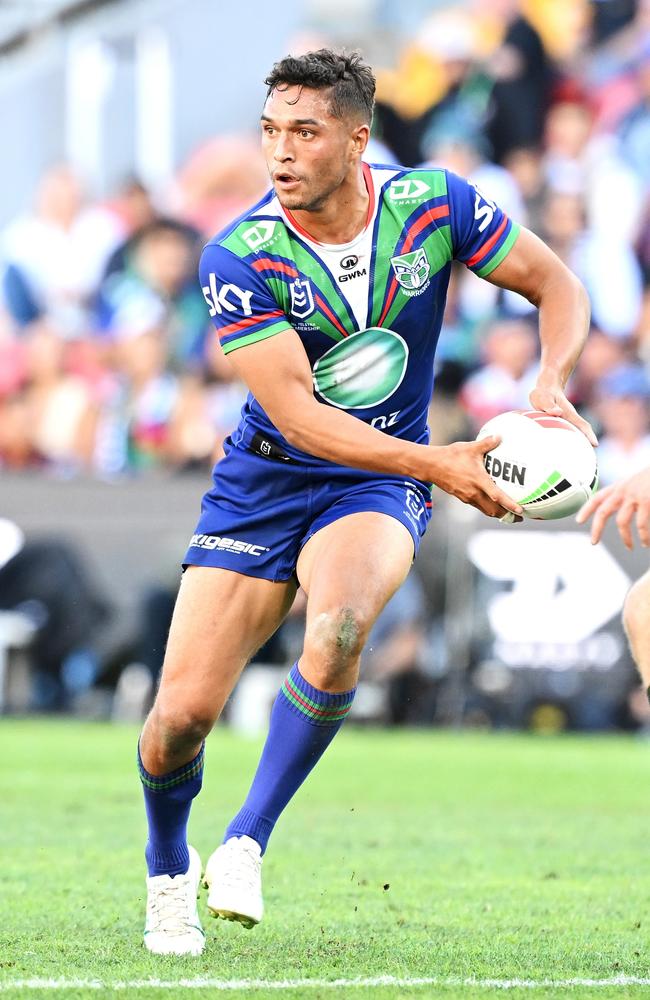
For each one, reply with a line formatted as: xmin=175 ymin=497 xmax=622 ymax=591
xmin=485 ymin=226 xmax=597 ymax=445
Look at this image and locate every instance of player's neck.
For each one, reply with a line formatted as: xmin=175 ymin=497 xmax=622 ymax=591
xmin=287 ymin=164 xmax=371 ymax=245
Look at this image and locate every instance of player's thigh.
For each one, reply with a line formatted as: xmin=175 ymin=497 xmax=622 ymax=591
xmin=297 ymin=511 xmax=414 ymax=658
xmin=623 ymin=567 xmax=650 ymax=644
xmin=158 ymin=565 xmax=296 ymax=718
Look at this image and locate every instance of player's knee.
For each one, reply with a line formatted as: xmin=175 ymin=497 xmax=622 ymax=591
xmin=623 ymin=575 xmax=650 ymax=645
xmin=304 ymin=606 xmax=369 ymax=675
xmin=152 ymin=696 xmax=216 ymax=750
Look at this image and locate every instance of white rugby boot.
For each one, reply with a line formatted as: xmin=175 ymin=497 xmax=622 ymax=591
xmin=144 ymin=845 xmax=205 ymax=955
xmin=203 ymin=835 xmax=263 ymax=928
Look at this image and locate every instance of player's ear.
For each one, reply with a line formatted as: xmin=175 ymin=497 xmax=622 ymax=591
xmin=351 ymin=122 xmax=370 ymax=155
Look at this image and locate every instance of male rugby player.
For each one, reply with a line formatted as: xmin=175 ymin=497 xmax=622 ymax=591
xmin=578 ymin=467 xmax=650 ymax=703
xmin=138 ymin=49 xmax=595 ymax=955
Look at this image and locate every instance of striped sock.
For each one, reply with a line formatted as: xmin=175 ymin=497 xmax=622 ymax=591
xmin=225 ymin=662 xmax=355 ymax=852
xmin=138 ymin=742 xmax=204 ymax=877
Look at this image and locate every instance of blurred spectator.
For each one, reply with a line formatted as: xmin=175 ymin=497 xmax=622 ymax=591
xmin=544 ymin=98 xmax=642 ymax=243
xmin=571 ymin=326 xmax=630 ymax=412
xmin=375 ymin=8 xmax=488 ymax=165
xmin=460 ymin=318 xmax=539 ymax=429
xmin=618 ymin=39 xmax=650 ymax=186
xmin=595 ymin=363 xmax=650 ymax=483
xmin=96 ymin=219 xmax=208 ymax=372
xmin=541 ymin=189 xmax=643 ymax=337
xmin=22 ymin=326 xmax=96 ymax=473
xmin=169 ymin=135 xmax=269 ymax=235
xmin=102 ymin=178 xmax=162 ymax=279
xmin=484 ymin=0 xmax=553 ymax=163
xmin=502 ymin=146 xmax=547 ymax=234
xmin=93 ymin=328 xmax=179 ymax=476
xmin=1 ymin=165 xmax=122 ymax=338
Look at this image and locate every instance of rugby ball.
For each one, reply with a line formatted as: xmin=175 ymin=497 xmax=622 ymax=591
xmin=476 ymin=410 xmax=598 ymax=520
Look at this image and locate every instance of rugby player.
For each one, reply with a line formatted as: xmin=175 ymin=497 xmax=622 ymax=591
xmin=138 ymin=48 xmax=595 ymax=955
xmin=578 ymin=467 xmax=650 ymax=706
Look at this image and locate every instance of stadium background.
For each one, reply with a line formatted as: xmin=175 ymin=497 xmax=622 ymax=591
xmin=1 ymin=0 xmax=650 ymax=733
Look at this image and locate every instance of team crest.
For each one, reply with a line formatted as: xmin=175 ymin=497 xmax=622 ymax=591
xmin=289 ymin=277 xmax=315 ymax=319
xmin=390 ymin=248 xmax=431 ymax=295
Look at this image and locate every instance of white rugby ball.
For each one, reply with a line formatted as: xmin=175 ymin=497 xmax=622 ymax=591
xmin=477 ymin=410 xmax=598 ymax=520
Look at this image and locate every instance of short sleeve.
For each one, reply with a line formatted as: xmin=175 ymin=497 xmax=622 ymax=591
xmin=446 ymin=171 xmax=521 ymax=277
xmin=199 ymin=243 xmax=290 ymax=355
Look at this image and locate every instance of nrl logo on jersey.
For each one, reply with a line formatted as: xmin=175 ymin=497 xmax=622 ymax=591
xmin=390 ymin=248 xmax=431 ymax=295
xmin=241 ymin=220 xmax=278 ymax=251
xmin=388 ymin=178 xmax=430 ymax=202
xmin=289 ymin=277 xmax=315 ymax=318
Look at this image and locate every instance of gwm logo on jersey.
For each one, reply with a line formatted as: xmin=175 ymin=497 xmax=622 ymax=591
xmin=289 ymin=277 xmax=315 ymax=319
xmin=312 ymin=327 xmax=408 ymax=409
xmin=390 ymin=248 xmax=431 ymax=295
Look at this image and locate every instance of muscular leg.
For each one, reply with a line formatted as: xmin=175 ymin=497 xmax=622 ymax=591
xmin=140 ymin=566 xmax=296 ymax=774
xmin=223 ymin=512 xmax=414 ymax=852
xmin=139 ymin=565 xmax=296 ymax=876
xmin=622 ymin=568 xmax=650 ymax=690
xmin=298 ymin=511 xmax=415 ymax=690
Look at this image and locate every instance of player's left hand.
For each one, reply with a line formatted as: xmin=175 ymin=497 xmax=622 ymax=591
xmin=577 ymin=467 xmax=650 ymax=549
xmin=529 ymin=378 xmax=598 ymax=447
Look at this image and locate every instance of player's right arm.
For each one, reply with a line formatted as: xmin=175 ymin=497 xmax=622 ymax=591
xmin=228 ymin=326 xmax=522 ymax=518
xmin=577 ymin=468 xmax=650 ymax=549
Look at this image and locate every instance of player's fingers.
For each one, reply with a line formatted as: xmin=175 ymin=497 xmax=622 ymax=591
xmin=616 ymin=501 xmax=636 ymax=551
xmin=636 ymin=501 xmax=650 ymax=547
xmin=499 ymin=512 xmax=524 ymax=524
xmin=531 ymin=390 xmax=598 ymax=446
xmin=553 ymin=398 xmax=598 ymax=447
xmin=576 ymin=487 xmax=610 ymax=524
xmin=476 ymin=434 xmax=501 ymax=454
xmin=486 ymin=483 xmax=523 ymax=516
xmin=589 ymin=493 xmax=622 ymax=545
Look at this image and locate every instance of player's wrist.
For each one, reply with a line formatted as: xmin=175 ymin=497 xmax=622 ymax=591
xmin=400 ymin=442 xmax=448 ymax=483
xmin=535 ymin=364 xmax=568 ymax=391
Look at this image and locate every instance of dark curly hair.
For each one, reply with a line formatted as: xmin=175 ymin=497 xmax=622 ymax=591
xmin=265 ymin=48 xmax=375 ymax=124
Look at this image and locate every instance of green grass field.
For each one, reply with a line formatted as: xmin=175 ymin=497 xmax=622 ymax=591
xmin=2 ymin=720 xmax=650 ymax=1000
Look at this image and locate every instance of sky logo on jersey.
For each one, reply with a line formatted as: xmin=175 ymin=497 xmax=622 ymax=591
xmin=202 ymin=274 xmax=253 ymax=317
xmin=390 ymin=248 xmax=431 ymax=293
xmin=312 ymin=327 xmax=408 ymax=409
xmin=242 ymin=221 xmax=277 ymax=251
xmin=388 ymin=178 xmax=430 ymax=201
xmin=289 ymin=277 xmax=315 ymax=319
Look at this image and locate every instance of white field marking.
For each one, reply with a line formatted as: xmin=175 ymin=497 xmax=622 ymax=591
xmin=3 ymin=976 xmax=650 ymax=991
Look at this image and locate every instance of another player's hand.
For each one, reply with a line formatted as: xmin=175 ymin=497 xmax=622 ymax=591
xmin=576 ymin=467 xmax=650 ymax=549
xmin=529 ymin=376 xmax=598 ymax=447
xmin=430 ymin=437 xmax=523 ymax=521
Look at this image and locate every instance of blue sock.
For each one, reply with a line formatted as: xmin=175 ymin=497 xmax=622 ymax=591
xmin=225 ymin=662 xmax=356 ymax=853
xmin=138 ymin=742 xmax=204 ymax=877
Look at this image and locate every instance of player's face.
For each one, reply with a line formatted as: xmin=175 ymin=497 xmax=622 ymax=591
xmin=261 ymin=85 xmax=366 ymax=212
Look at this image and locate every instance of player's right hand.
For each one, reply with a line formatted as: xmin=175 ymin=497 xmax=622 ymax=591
xmin=428 ymin=436 xmax=524 ymax=520
xmin=576 ymin=467 xmax=650 ymax=549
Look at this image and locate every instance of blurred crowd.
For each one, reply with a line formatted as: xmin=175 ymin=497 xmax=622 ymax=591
xmin=1 ymin=0 xmax=650 ymax=483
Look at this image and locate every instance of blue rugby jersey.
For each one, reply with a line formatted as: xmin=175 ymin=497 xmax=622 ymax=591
xmin=199 ymin=163 xmax=520 ymax=464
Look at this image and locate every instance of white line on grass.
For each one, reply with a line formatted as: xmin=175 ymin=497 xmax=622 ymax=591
xmin=2 ymin=976 xmax=650 ymax=991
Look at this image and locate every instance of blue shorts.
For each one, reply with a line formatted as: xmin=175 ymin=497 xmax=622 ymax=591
xmin=183 ymin=436 xmax=432 ymax=582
